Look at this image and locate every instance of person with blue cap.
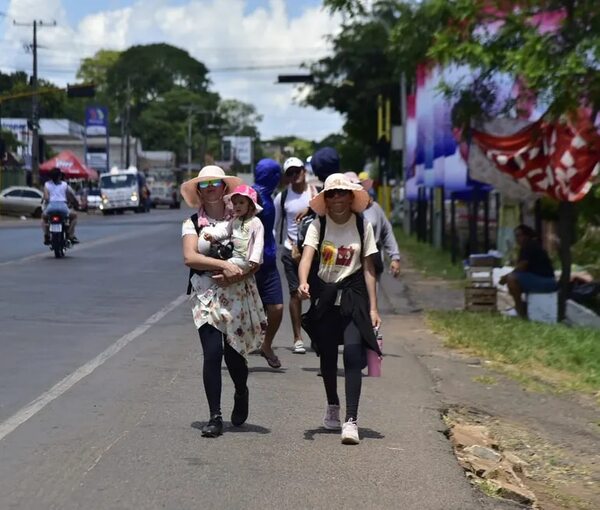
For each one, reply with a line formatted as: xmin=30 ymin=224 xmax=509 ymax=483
xmin=253 ymin=159 xmax=285 ymax=368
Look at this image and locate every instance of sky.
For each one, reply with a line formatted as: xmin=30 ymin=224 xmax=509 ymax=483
xmin=0 ymin=0 xmax=344 ymax=141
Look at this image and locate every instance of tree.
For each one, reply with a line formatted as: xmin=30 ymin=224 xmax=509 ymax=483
xmin=77 ymin=49 xmax=121 ymax=94
xmin=136 ymin=88 xmax=220 ymax=163
xmin=217 ymin=99 xmax=262 ymax=139
xmin=428 ymin=0 xmax=600 ymax=123
xmin=304 ymin=8 xmax=400 ymax=153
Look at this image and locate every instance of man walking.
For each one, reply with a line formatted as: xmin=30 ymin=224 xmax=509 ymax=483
xmin=274 ymin=157 xmax=318 ymax=354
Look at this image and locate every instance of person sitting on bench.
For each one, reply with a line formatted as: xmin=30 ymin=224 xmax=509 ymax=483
xmin=499 ymin=224 xmax=558 ymax=318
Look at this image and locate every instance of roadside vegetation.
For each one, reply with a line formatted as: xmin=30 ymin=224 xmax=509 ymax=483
xmin=427 ymin=310 xmax=600 ymax=396
xmin=393 ymin=227 xmax=464 ymax=281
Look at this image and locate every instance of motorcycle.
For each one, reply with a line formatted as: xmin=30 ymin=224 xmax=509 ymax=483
xmin=47 ymin=212 xmax=71 ymax=258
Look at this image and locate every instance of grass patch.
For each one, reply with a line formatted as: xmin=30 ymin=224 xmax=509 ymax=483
xmin=393 ymin=227 xmax=464 ymax=280
xmin=426 ymin=310 xmax=600 ymax=395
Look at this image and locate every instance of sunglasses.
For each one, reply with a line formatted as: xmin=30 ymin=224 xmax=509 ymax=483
xmin=324 ymin=189 xmax=352 ymax=199
xmin=285 ymin=167 xmax=303 ymax=177
xmin=197 ymin=179 xmax=224 ymax=189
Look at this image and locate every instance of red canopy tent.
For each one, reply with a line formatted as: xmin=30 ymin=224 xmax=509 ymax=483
xmin=40 ymin=151 xmax=99 ymax=181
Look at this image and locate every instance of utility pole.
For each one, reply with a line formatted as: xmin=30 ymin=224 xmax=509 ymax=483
xmin=179 ymin=106 xmax=212 ymax=173
xmin=13 ymin=18 xmax=56 ymax=186
xmin=125 ymin=78 xmax=132 ymax=168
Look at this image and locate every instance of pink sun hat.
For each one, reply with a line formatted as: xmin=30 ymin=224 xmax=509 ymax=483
xmin=225 ymin=184 xmax=263 ymax=213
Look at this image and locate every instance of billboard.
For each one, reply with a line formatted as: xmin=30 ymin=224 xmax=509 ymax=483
xmin=222 ymin=136 xmax=252 ymax=165
xmin=85 ymin=106 xmax=108 ymax=137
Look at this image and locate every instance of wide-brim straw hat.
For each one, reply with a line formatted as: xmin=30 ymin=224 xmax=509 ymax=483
xmin=344 ymin=171 xmax=373 ymax=192
xmin=180 ymin=165 xmax=243 ymax=208
xmin=309 ymin=173 xmax=370 ymax=216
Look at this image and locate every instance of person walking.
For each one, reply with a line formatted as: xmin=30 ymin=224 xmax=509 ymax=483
xmin=298 ymin=173 xmax=382 ymax=445
xmin=273 ymin=157 xmax=319 ymax=354
xmin=253 ymin=159 xmax=284 ymax=369
xmin=181 ymin=165 xmax=267 ymax=438
xmin=345 ymin=172 xmax=401 ymax=278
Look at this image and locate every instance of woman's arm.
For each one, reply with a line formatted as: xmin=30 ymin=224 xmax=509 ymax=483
xmin=182 ymin=234 xmax=241 ymax=275
xmin=297 ymin=246 xmax=316 ymax=299
xmin=363 ymin=255 xmax=381 ymax=329
xmin=213 ymin=263 xmax=259 ymax=287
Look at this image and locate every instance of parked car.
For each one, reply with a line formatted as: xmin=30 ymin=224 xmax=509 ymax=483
xmin=0 ymin=186 xmax=44 ymax=217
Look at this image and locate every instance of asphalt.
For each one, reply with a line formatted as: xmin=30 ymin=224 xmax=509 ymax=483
xmin=0 ymin=209 xmax=514 ymax=509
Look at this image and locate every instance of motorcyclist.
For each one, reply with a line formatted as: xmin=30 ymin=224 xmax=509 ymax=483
xmin=41 ymin=167 xmax=79 ymax=245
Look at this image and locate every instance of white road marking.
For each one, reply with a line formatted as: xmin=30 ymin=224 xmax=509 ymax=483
xmin=0 ymin=293 xmax=187 ymax=442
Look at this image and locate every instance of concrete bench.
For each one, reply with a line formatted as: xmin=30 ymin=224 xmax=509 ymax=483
xmin=527 ymin=292 xmax=558 ymax=324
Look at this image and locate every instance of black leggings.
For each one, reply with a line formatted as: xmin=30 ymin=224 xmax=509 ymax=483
xmin=198 ymin=324 xmax=248 ymax=416
xmin=317 ymin=313 xmax=366 ymax=422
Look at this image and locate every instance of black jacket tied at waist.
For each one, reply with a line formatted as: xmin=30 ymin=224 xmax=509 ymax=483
xmin=301 ymin=269 xmax=381 ymax=356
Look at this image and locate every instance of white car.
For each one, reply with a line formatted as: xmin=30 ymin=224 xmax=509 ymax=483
xmin=0 ymin=186 xmax=44 ymax=217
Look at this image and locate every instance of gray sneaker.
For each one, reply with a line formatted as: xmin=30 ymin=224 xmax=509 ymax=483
xmin=323 ymin=404 xmax=341 ymax=430
xmin=292 ymin=340 xmax=306 ymax=354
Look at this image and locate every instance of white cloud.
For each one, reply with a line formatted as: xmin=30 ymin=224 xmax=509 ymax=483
xmin=0 ymin=0 xmax=344 ymax=140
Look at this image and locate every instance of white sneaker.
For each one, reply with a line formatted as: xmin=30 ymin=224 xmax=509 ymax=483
xmin=341 ymin=419 xmax=360 ymax=445
xmin=292 ymin=340 xmax=306 ymax=354
xmin=323 ymin=404 xmax=341 ymax=430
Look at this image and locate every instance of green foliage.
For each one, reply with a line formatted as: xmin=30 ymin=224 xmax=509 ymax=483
xmin=136 ymin=88 xmax=219 ymax=160
xmin=304 ymin=1 xmax=404 ymax=158
xmin=571 ymin=225 xmax=600 ymax=278
xmin=217 ymin=99 xmax=263 ymax=139
xmin=428 ymin=0 xmax=600 ymax=122
xmin=0 ymin=129 xmax=20 ymax=151
xmin=393 ymin=227 xmax=465 ymax=280
xmin=427 ymin=309 xmax=600 ymax=393
xmin=76 ymin=49 xmax=121 ymax=94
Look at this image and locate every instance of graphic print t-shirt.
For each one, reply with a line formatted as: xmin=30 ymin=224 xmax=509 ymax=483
xmin=303 ymin=215 xmax=377 ymax=284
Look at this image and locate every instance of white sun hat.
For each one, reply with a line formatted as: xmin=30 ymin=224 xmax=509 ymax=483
xmin=283 ymin=157 xmax=304 ymax=172
xmin=180 ymin=165 xmax=243 ymax=208
xmin=309 ymin=173 xmax=370 ymax=216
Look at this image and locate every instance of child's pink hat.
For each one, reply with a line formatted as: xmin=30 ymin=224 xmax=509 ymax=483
xmin=225 ymin=184 xmax=263 ymax=213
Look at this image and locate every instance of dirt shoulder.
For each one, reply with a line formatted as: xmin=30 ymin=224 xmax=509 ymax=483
xmin=379 ymin=265 xmax=600 ymax=509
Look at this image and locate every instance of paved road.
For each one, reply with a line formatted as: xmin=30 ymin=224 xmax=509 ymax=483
xmin=0 ymin=209 xmax=510 ymax=509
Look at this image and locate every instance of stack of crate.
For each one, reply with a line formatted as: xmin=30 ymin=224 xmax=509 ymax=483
xmin=464 ymin=255 xmax=498 ymax=312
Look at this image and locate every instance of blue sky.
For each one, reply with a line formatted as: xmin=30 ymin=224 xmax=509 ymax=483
xmin=0 ymin=0 xmax=343 ymax=140
xmin=59 ymin=0 xmax=324 ymax=29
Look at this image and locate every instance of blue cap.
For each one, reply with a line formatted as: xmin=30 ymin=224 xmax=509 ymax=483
xmin=311 ymin=147 xmax=340 ymax=181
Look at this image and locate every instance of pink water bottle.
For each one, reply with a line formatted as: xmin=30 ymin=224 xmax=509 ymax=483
xmin=367 ymin=329 xmax=383 ymax=377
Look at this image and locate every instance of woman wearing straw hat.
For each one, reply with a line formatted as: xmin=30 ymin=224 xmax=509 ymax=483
xmin=298 ymin=173 xmax=382 ymax=445
xmin=181 ymin=165 xmax=267 ymax=438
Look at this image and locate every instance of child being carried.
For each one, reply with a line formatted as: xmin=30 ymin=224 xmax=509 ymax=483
xmin=203 ymin=184 xmax=264 ymax=274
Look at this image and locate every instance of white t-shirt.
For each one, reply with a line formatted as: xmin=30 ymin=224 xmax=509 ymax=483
xmin=303 ymin=214 xmax=378 ymax=283
xmin=273 ymin=185 xmax=318 ymax=250
xmin=45 ymin=181 xmax=68 ymax=202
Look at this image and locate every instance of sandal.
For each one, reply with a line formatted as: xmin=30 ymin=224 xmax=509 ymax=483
xmin=260 ymin=350 xmax=282 ymax=369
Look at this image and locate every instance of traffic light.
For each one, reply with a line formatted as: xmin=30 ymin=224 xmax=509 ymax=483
xmin=277 ymin=74 xmax=313 ymax=84
xmin=67 ymin=83 xmax=96 ymax=98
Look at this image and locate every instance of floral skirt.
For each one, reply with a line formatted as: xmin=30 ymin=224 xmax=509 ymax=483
xmin=190 ymin=274 xmax=267 ymax=358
